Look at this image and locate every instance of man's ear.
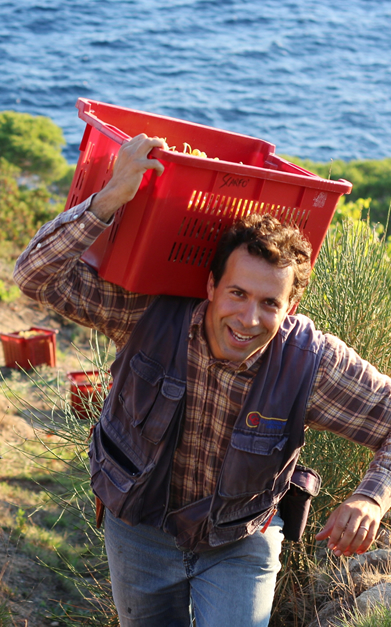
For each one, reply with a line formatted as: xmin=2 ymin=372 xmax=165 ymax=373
xmin=206 ymin=272 xmax=215 ymax=302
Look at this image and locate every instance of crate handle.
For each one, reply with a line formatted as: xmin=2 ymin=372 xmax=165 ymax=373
xmin=97 ymin=124 xmax=168 ymax=162
xmin=76 ymin=99 xmax=132 ymax=145
xmin=99 ymin=123 xmax=131 ymax=145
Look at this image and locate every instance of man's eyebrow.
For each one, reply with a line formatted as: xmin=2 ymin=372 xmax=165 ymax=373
xmin=227 ymin=284 xmax=283 ymax=306
xmin=227 ymin=284 xmax=247 ymax=292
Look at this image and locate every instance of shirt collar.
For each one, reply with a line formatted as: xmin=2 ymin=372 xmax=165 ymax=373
xmin=189 ymin=299 xmax=268 ymax=371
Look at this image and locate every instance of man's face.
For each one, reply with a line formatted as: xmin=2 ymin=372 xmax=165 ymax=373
xmin=205 ymin=245 xmax=294 ymax=363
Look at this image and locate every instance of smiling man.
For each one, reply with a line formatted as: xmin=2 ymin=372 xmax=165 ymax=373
xmin=14 ymin=135 xmax=391 ymax=627
xmin=205 ymin=247 xmax=294 ymax=362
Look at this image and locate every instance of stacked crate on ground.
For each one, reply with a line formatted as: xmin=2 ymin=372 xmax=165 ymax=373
xmin=65 ymin=97 xmax=353 ymax=300
xmin=67 ymin=370 xmax=113 ymax=419
xmin=0 ymin=327 xmax=57 ymax=370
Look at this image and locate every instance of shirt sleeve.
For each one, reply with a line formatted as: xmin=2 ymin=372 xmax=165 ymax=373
xmin=306 ymin=333 xmax=391 ymax=516
xmin=13 ymin=196 xmax=155 ymax=349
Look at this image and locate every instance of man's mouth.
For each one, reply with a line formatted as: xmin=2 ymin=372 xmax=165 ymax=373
xmin=230 ymin=328 xmax=257 ymax=343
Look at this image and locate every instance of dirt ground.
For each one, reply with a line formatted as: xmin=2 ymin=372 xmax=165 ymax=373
xmin=0 ymin=295 xmax=100 ymax=626
xmin=0 ymin=401 xmax=66 ymax=627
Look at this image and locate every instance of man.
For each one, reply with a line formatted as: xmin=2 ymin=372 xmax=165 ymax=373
xmin=14 ymin=134 xmax=391 ymax=627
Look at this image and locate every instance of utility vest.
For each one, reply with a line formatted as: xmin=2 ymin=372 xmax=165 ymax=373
xmin=89 ymin=296 xmax=324 ymax=552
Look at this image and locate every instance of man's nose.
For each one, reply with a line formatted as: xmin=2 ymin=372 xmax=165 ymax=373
xmin=238 ymin=302 xmax=260 ymax=328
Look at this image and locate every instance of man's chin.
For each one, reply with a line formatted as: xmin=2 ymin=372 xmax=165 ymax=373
xmin=223 ymin=344 xmax=259 ymax=364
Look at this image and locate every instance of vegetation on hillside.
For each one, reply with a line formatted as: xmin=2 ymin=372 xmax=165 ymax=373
xmin=286 ymin=154 xmax=391 ymax=232
xmin=0 ymin=110 xmax=74 ymax=186
xmin=0 ymin=111 xmax=75 ymax=254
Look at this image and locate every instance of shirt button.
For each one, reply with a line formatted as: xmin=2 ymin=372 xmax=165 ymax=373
xmin=73 ymin=213 xmax=79 ymax=219
xmin=80 ymin=223 xmax=85 ymax=229
xmin=36 ymin=243 xmax=41 ymax=249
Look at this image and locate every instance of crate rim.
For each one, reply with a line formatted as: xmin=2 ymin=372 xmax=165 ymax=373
xmin=66 ymin=370 xmax=111 ymax=382
xmin=76 ymin=97 xmax=352 ymax=196
xmin=0 ymin=326 xmax=58 ymax=339
xmin=149 ymin=149 xmax=353 ymax=193
xmin=76 ymin=96 xmax=277 ymax=148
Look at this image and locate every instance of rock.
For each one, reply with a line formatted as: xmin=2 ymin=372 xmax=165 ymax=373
xmin=307 ymin=601 xmax=340 ymax=627
xmin=355 ymin=582 xmax=391 ymax=614
xmin=349 ymin=549 xmax=391 ymax=574
xmin=376 ymin=527 xmax=391 ymax=547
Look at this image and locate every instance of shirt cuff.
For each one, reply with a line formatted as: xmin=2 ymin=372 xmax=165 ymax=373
xmin=353 ymin=469 xmax=391 ymax=518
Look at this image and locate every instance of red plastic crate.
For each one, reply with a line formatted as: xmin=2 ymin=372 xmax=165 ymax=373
xmin=0 ymin=327 xmax=57 ymax=370
xmin=65 ymin=98 xmax=353 ymax=299
xmin=67 ymin=370 xmax=113 ymax=419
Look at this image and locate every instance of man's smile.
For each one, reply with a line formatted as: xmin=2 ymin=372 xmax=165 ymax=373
xmin=229 ymin=327 xmax=259 ymax=343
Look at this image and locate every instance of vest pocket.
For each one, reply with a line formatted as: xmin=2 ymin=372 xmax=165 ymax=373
xmin=218 ymin=431 xmax=289 ymax=498
xmin=89 ymin=422 xmax=153 ymax=517
xmin=118 ymin=351 xmax=185 ymax=444
xmin=231 ymin=431 xmax=288 ymax=455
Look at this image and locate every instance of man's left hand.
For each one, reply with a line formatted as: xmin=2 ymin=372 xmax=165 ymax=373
xmin=315 ymin=494 xmax=381 ymax=557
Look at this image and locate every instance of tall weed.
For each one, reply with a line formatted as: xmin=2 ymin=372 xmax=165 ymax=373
xmin=339 ymin=604 xmax=391 ymax=627
xmin=0 ymin=334 xmax=118 ymax=625
xmin=271 ymin=217 xmax=391 ymax=626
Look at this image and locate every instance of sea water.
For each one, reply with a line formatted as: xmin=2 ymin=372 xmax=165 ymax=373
xmin=1 ymin=0 xmax=391 ymax=164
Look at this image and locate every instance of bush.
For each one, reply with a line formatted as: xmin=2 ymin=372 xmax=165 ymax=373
xmin=0 ymin=110 xmax=69 ymax=184
xmin=339 ymin=603 xmax=391 ymax=627
xmin=271 ymin=216 xmax=391 ymax=626
xmin=0 ymin=157 xmax=64 ymax=250
xmin=285 ymin=155 xmax=391 ymax=233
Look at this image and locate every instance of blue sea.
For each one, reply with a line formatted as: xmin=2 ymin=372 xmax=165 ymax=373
xmin=1 ymin=0 xmax=391 ymax=164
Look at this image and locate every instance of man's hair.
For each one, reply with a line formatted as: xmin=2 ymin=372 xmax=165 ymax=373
xmin=210 ymin=213 xmax=313 ymax=304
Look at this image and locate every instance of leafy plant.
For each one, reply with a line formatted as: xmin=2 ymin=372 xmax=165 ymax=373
xmin=0 ymin=157 xmax=64 ymax=250
xmin=271 ymin=215 xmax=391 ymax=626
xmin=0 ymin=602 xmax=12 ymax=627
xmin=339 ymin=603 xmax=391 ymax=627
xmin=0 ymin=110 xmax=69 ymax=184
xmin=0 ymin=279 xmax=20 ymax=303
xmin=285 ymin=154 xmax=391 ymax=233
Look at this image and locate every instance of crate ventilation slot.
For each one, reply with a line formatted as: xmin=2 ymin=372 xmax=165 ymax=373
xmin=167 ymin=192 xmax=311 ymax=267
xmin=108 ymin=205 xmax=126 ymax=244
xmin=187 ymin=189 xmax=311 ymax=229
xmin=168 ymin=241 xmax=215 ymax=267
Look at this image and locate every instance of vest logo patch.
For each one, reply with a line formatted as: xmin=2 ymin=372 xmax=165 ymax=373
xmin=246 ymin=412 xmax=288 ymax=429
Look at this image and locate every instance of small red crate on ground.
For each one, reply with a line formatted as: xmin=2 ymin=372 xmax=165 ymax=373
xmin=0 ymin=327 xmax=57 ymax=370
xmin=67 ymin=371 xmax=113 ymax=419
xmin=65 ymin=98 xmax=353 ymax=299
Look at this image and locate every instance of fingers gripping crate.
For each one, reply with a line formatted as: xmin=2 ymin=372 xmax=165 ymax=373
xmin=65 ymin=98 xmax=352 ymax=299
xmin=1 ymin=327 xmax=57 ymax=370
xmin=67 ymin=371 xmax=113 ymax=420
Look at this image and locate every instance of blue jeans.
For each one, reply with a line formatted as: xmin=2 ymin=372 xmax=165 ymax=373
xmin=105 ymin=509 xmax=284 ymax=627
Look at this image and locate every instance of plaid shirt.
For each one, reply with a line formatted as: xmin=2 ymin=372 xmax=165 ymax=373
xmin=14 ymin=196 xmax=391 ymax=515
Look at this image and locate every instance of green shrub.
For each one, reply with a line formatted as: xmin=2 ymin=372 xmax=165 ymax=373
xmin=271 ymin=216 xmax=391 ymax=626
xmin=0 ymin=157 xmax=64 ymax=250
xmin=285 ymin=155 xmax=391 ymax=233
xmin=339 ymin=603 xmax=391 ymax=627
xmin=0 ymin=110 xmax=69 ymax=184
xmin=0 ymin=602 xmax=12 ymax=627
xmin=0 ymin=279 xmax=20 ymax=302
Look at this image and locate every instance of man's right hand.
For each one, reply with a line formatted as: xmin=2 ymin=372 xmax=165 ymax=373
xmin=89 ymin=134 xmax=167 ymax=223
